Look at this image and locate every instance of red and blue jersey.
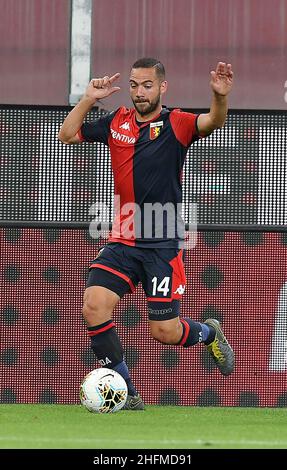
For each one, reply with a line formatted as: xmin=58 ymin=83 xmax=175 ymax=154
xmin=79 ymin=107 xmax=201 ymax=248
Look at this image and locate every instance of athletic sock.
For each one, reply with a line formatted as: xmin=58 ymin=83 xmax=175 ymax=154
xmin=113 ymin=361 xmax=138 ymax=396
xmin=87 ymin=320 xmax=138 ymax=396
xmin=178 ymin=318 xmax=216 ymax=347
xmin=202 ymin=323 xmax=216 ymax=344
xmin=203 ymin=323 xmax=216 ymax=344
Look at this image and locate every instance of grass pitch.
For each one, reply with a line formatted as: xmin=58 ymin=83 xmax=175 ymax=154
xmin=1 ymin=404 xmax=287 ymax=449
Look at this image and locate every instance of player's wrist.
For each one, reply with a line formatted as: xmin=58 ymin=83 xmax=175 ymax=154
xmin=81 ymin=95 xmax=98 ymax=106
xmin=213 ymin=90 xmax=228 ymax=99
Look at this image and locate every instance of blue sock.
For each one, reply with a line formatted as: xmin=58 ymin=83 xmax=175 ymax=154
xmin=200 ymin=323 xmax=212 ymax=342
xmin=179 ymin=318 xmax=215 ymax=347
xmin=114 ymin=361 xmax=138 ymax=396
xmin=179 ymin=318 xmax=202 ymax=347
xmin=200 ymin=323 xmax=216 ymax=344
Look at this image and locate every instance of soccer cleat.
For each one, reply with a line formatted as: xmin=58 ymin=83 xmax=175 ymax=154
xmin=123 ymin=394 xmax=145 ymax=411
xmin=204 ymin=319 xmax=235 ymax=376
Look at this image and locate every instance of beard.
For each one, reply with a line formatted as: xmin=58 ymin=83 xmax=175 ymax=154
xmin=132 ymin=95 xmax=161 ymax=117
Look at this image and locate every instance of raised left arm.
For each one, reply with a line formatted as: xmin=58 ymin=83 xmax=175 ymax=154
xmin=197 ymin=62 xmax=233 ymax=136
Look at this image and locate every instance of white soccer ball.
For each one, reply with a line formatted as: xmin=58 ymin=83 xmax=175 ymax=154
xmin=80 ymin=368 xmax=128 ymax=413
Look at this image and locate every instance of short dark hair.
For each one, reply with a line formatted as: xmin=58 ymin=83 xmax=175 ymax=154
xmin=131 ymin=57 xmax=165 ymax=80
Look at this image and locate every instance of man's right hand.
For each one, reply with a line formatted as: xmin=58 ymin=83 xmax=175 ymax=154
xmin=84 ymin=73 xmax=121 ymax=103
xmin=58 ymin=73 xmax=120 ymax=145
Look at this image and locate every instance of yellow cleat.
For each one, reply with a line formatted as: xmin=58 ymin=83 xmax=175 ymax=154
xmin=204 ymin=319 xmax=235 ymax=376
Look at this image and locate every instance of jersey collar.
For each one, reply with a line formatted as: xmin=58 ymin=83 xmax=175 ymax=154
xmin=132 ymin=109 xmax=165 ymax=128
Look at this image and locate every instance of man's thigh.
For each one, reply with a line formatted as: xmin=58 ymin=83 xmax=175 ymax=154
xmin=87 ymin=243 xmax=140 ymax=298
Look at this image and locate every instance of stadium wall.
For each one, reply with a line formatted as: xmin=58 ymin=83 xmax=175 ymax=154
xmin=1 ymin=228 xmax=287 ymax=406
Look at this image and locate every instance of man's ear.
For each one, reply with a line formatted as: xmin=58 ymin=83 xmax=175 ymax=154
xmin=160 ymin=80 xmax=168 ymax=95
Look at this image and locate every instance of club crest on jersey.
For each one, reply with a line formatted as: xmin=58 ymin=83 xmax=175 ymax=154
xmin=150 ymin=121 xmax=163 ymax=140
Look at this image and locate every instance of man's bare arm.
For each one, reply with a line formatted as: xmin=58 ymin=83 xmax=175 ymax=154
xmin=197 ymin=62 xmax=233 ymax=136
xmin=58 ymin=73 xmax=121 ymax=145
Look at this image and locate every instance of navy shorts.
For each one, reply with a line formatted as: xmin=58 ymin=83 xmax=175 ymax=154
xmin=86 ymin=242 xmax=187 ymax=321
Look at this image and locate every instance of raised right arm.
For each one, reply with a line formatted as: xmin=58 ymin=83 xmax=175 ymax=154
xmin=58 ymin=73 xmax=121 ymax=145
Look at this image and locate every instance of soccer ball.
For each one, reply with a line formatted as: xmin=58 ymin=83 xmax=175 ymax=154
xmin=80 ymin=368 xmax=128 ymax=413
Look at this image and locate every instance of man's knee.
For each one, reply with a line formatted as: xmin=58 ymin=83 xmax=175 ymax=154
xmin=82 ymin=286 xmax=119 ymax=326
xmin=150 ymin=319 xmax=182 ymax=345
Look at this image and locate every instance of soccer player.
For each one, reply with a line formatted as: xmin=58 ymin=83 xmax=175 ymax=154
xmin=58 ymin=58 xmax=234 ymax=410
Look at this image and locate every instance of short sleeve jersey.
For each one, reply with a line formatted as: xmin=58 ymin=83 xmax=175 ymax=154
xmin=79 ymin=107 xmax=202 ymax=248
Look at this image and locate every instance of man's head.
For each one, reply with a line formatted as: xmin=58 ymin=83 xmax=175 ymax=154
xmin=129 ymin=57 xmax=167 ymax=118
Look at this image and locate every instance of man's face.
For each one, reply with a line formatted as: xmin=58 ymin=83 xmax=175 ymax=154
xmin=129 ymin=67 xmax=167 ymax=117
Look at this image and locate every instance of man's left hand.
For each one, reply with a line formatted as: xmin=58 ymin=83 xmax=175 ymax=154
xmin=210 ymin=62 xmax=233 ymax=96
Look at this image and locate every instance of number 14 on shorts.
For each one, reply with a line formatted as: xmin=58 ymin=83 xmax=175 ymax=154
xmin=151 ymin=276 xmax=170 ymax=296
xmin=151 ymin=276 xmax=186 ymax=298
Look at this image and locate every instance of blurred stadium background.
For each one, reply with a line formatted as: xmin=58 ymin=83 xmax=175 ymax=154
xmin=1 ymin=0 xmax=287 ymax=410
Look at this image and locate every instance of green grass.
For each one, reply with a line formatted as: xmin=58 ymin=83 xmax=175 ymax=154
xmin=1 ymin=404 xmax=287 ymax=449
